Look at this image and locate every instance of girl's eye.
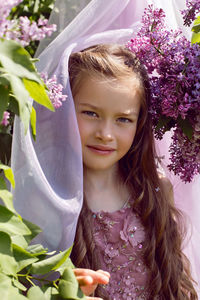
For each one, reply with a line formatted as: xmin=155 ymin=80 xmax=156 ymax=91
xmin=117 ymin=117 xmax=133 ymax=123
xmin=82 ymin=111 xmax=98 ymax=117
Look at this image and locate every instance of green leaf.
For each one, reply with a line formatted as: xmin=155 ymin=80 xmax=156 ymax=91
xmin=31 ymin=247 xmax=72 ymax=275
xmin=30 ymin=106 xmax=36 ymax=141
xmin=192 ymin=24 xmax=200 ymax=33
xmin=26 ymin=244 xmax=48 ymax=257
xmin=8 ymin=74 xmax=32 ymax=134
xmin=13 ymin=244 xmax=39 ymax=272
xmin=12 ymin=278 xmax=27 ymax=292
xmin=58 ymin=268 xmax=86 ymax=300
xmin=22 ymin=218 xmax=42 ymax=245
xmin=0 ymin=177 xmax=15 ymax=213
xmin=0 ymin=205 xmax=31 ymax=236
xmin=11 ymin=219 xmax=42 ymax=249
xmin=0 ymin=231 xmax=18 ymax=276
xmin=194 ymin=16 xmax=200 ymax=25
xmin=0 ymin=285 xmax=27 ymax=300
xmin=0 ymin=85 xmax=9 ymax=122
xmin=0 ymin=163 xmax=15 ymax=188
xmin=57 ymin=257 xmax=75 ymax=276
xmin=0 ymin=39 xmax=41 ymax=83
xmin=155 ymin=115 xmax=171 ymax=131
xmin=11 ymin=235 xmax=28 ymax=249
xmin=43 ymin=286 xmax=59 ymax=300
xmin=0 ymin=272 xmax=12 ymax=286
xmin=51 ymin=247 xmax=72 ymax=271
xmin=191 ymin=32 xmax=200 ymax=44
xmin=0 ymin=272 xmax=12 ymax=287
xmin=0 ymin=273 xmax=27 ymax=300
xmin=27 ymin=286 xmax=47 ymax=300
xmin=0 ymin=75 xmax=10 ymax=86
xmin=192 ymin=16 xmax=200 ymax=33
xmin=177 ymin=117 xmax=193 ymax=140
xmin=23 ymin=78 xmax=54 ymax=111
xmin=33 ymin=0 xmax=40 ymax=13
xmin=7 ymin=96 xmax=19 ymax=115
xmin=58 ymin=279 xmax=80 ymax=299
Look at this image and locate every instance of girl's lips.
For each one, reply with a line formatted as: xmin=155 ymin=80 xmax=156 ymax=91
xmin=87 ymin=145 xmax=115 ymax=155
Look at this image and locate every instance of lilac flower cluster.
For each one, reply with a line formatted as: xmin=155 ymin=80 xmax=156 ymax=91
xmin=18 ymin=17 xmax=57 ymax=47
xmin=0 ymin=0 xmax=22 ymax=19
xmin=181 ymin=0 xmax=200 ymax=26
xmin=40 ymin=73 xmax=67 ymax=108
xmin=1 ymin=111 xmax=10 ymax=126
xmin=0 ymin=73 xmax=67 ymax=127
xmin=169 ymin=126 xmax=200 ymax=182
xmin=0 ymin=0 xmax=56 ymax=46
xmin=127 ymin=5 xmax=200 ymax=182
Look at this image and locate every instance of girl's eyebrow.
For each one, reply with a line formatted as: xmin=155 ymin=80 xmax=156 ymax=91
xmin=78 ymin=103 xmax=99 ymax=110
xmin=119 ymin=111 xmax=139 ymax=117
xmin=78 ymin=103 xmax=139 ymax=116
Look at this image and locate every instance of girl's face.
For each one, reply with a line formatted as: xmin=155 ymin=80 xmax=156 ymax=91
xmin=74 ymin=76 xmax=141 ymax=173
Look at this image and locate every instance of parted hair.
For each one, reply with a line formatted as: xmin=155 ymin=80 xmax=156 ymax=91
xmin=69 ymin=44 xmax=197 ymax=299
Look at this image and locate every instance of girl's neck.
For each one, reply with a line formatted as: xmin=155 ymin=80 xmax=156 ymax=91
xmin=83 ymin=165 xmax=130 ymax=212
xmin=83 ymin=165 xmax=119 ymax=191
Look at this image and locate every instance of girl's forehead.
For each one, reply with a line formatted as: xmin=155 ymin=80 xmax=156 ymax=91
xmin=74 ymin=75 xmax=142 ymax=114
xmin=77 ymin=74 xmax=142 ymax=96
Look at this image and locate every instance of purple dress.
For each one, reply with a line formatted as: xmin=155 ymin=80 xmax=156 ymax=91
xmin=89 ymin=201 xmax=151 ymax=300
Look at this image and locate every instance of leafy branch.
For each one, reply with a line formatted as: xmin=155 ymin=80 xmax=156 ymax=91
xmin=0 ymin=165 xmax=86 ymax=300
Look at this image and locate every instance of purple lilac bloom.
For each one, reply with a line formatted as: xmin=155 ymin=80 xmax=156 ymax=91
xmin=19 ymin=17 xmax=57 ymax=46
xmin=169 ymin=126 xmax=200 ymax=182
xmin=127 ymin=5 xmax=200 ymax=182
xmin=0 ymin=0 xmax=22 ymax=19
xmin=181 ymin=0 xmax=200 ymax=26
xmin=1 ymin=111 xmax=10 ymax=126
xmin=0 ymin=0 xmax=57 ymax=46
xmin=40 ymin=73 xmax=67 ymax=109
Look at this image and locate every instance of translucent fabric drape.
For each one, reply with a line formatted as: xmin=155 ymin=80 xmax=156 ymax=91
xmin=11 ymin=0 xmax=199 ymax=295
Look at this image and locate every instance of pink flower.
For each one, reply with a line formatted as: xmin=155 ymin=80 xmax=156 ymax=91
xmin=40 ymin=73 xmax=67 ymax=108
xmin=0 ymin=1 xmax=57 ymax=46
xmin=1 ymin=111 xmax=10 ymax=126
xmin=0 ymin=0 xmax=22 ymax=19
xmin=120 ymin=214 xmax=145 ymax=247
xmin=105 ymin=243 xmax=119 ymax=258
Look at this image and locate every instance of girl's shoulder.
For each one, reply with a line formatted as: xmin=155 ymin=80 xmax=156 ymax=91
xmin=158 ymin=172 xmax=174 ymax=204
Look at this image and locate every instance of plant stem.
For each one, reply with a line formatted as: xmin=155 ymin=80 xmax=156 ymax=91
xmin=18 ymin=273 xmax=54 ymax=285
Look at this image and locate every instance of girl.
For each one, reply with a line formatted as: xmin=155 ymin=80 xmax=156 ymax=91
xmin=69 ymin=44 xmax=198 ymax=300
xmin=12 ymin=0 xmax=200 ymax=298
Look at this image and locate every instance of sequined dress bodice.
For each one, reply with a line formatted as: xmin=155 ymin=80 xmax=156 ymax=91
xmin=89 ymin=202 xmax=151 ymax=300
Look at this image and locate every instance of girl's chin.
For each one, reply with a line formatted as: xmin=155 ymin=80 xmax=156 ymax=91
xmin=83 ymin=161 xmax=118 ymax=173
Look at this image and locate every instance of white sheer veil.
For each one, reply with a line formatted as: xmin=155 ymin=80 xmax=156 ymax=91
xmin=11 ymin=0 xmax=200 ymax=295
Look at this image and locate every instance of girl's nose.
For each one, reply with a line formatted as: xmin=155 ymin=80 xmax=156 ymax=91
xmin=95 ymin=121 xmax=114 ymax=142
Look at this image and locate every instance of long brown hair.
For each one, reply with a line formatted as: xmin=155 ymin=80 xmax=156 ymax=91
xmin=69 ymin=44 xmax=197 ymax=299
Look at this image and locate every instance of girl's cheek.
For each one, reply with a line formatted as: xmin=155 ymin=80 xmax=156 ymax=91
xmin=77 ymin=118 xmax=92 ymax=139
